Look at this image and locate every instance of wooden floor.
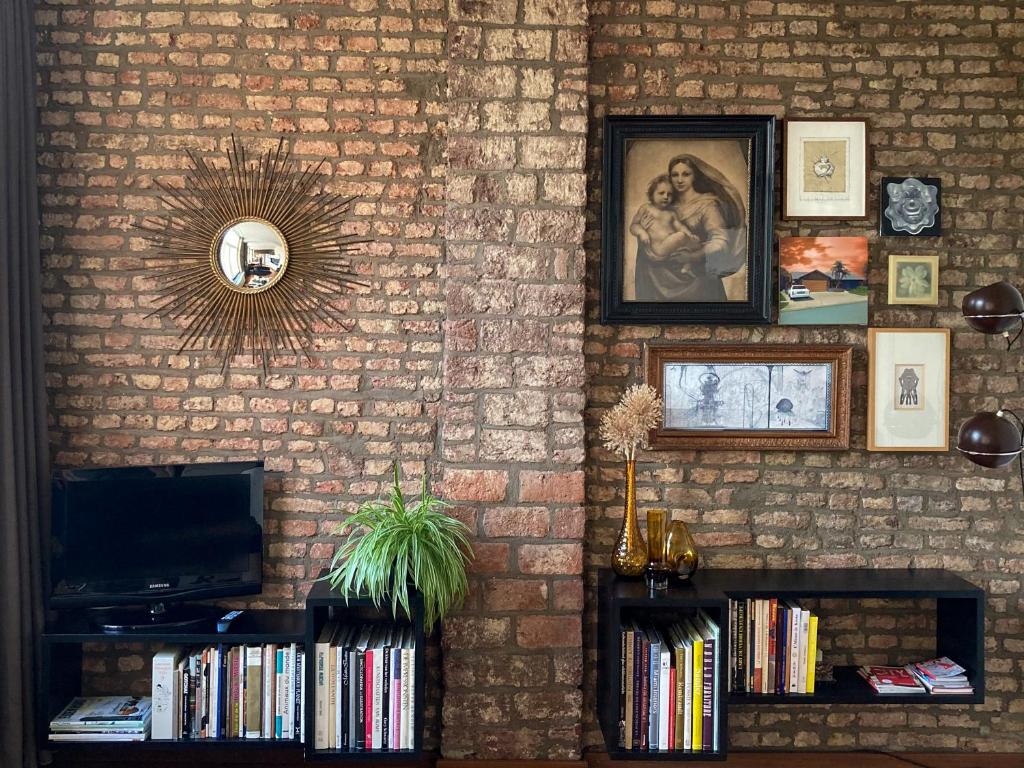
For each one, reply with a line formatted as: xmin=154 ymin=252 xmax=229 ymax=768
xmin=52 ymin=751 xmax=1023 ymax=768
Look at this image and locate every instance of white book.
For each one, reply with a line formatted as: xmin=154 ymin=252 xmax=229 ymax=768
xmin=209 ymin=646 xmax=220 ymax=739
xmin=797 ymin=611 xmax=811 ymax=694
xmin=314 ymin=621 xmax=337 ymax=749
xmin=262 ymin=646 xmax=273 ymax=739
xmin=399 ymin=630 xmax=411 ymax=750
xmin=282 ymin=645 xmax=293 ymax=740
xmin=658 ymin=641 xmax=670 ymax=751
xmin=288 ymin=643 xmax=299 ymax=740
xmin=789 ymin=605 xmax=801 ymax=694
xmin=151 ymin=647 xmax=184 ymax=740
xmin=372 ymin=633 xmax=384 ymax=750
xmin=405 ymin=631 xmax=416 ymax=750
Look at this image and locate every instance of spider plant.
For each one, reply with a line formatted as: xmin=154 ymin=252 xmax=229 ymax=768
xmin=323 ymin=466 xmax=473 ymax=632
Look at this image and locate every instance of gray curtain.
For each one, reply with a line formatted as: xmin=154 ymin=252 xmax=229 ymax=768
xmin=0 ymin=0 xmax=48 ymax=766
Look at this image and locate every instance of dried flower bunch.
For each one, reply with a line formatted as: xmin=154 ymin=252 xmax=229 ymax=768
xmin=599 ymin=384 xmax=663 ymax=461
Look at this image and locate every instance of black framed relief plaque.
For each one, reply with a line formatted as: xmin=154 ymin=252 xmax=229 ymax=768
xmin=600 ymin=115 xmax=775 ymax=325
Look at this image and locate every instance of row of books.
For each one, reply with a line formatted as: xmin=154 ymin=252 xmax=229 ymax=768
xmin=617 ymin=612 xmax=721 ymax=753
xmin=151 ymin=644 xmax=304 ymax=741
xmin=860 ymin=657 xmax=974 ymax=695
xmin=728 ymin=598 xmax=819 ymax=695
xmin=50 ymin=696 xmax=152 ymax=742
xmin=313 ymin=621 xmax=416 ymax=752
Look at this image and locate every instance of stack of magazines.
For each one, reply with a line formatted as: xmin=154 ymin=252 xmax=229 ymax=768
xmin=858 ymin=656 xmax=973 ymax=696
xmin=908 ymin=657 xmax=974 ymax=695
xmin=858 ymin=665 xmax=926 ymax=695
xmin=49 ymin=696 xmax=152 ymax=742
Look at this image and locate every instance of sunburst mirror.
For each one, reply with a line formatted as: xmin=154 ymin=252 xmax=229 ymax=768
xmin=141 ymin=136 xmax=366 ymax=370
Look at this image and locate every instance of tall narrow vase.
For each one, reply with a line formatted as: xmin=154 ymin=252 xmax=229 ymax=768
xmin=612 ymin=459 xmax=647 ymax=577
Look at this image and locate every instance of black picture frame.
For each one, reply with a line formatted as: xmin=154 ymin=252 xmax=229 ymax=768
xmin=879 ymin=176 xmax=941 ymax=237
xmin=600 ymin=115 xmax=775 ymax=325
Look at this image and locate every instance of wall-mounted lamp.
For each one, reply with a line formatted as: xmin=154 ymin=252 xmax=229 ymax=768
xmin=962 ymin=281 xmax=1024 ymax=349
xmin=959 ymin=281 xmax=1024 ymax=486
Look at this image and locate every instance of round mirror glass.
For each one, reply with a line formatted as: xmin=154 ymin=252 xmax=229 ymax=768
xmin=214 ymin=218 xmax=288 ymax=292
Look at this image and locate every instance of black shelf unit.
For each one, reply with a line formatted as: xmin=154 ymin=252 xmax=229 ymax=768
xmin=303 ymin=580 xmax=425 ymax=762
xmin=597 ymin=567 xmax=985 ymax=760
xmin=40 ymin=586 xmax=426 ymax=764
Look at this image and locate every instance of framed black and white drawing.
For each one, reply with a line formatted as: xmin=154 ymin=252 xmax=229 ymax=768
xmin=782 ymin=118 xmax=869 ymax=220
xmin=645 ymin=344 xmax=852 ymax=450
xmin=867 ymin=328 xmax=950 ymax=452
xmin=600 ymin=115 xmax=775 ymax=325
xmin=880 ymin=177 xmax=941 ymax=237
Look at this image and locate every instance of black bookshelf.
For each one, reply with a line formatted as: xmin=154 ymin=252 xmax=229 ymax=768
xmin=303 ymin=580 xmax=426 ymax=762
xmin=39 ymin=585 xmax=426 ymax=764
xmin=596 ymin=567 xmax=985 ymax=760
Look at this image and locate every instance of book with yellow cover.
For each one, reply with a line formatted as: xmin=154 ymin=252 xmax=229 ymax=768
xmin=806 ymin=614 xmax=819 ymax=694
xmin=686 ymin=619 xmax=703 ymax=752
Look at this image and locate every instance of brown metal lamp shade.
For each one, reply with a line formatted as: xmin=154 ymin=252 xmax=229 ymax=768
xmin=956 ymin=411 xmax=1022 ymax=469
xmin=961 ymin=281 xmax=1024 ymax=339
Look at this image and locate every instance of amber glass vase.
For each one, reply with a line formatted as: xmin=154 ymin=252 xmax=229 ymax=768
xmin=666 ymin=520 xmax=699 ymax=581
xmin=611 ymin=460 xmax=647 ymax=577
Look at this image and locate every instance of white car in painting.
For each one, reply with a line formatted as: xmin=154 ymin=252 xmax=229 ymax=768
xmin=787 ymin=283 xmax=811 ymax=299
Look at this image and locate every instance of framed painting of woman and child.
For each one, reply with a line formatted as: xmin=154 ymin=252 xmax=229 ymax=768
xmin=600 ymin=115 xmax=775 ymax=325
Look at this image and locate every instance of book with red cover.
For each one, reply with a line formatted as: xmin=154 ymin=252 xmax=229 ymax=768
xmin=766 ymin=599 xmax=777 ymax=695
xmin=639 ymin=631 xmax=650 ymax=751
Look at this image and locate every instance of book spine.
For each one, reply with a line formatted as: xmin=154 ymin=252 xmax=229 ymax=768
xmin=767 ymin=599 xmax=777 ymax=696
xmin=406 ymin=641 xmax=415 ymax=750
xmin=190 ymin=654 xmax=200 ymax=739
xmin=798 ymin=610 xmax=810 ymax=694
xmin=702 ymin=634 xmax=714 ymax=752
xmin=314 ymin=639 xmax=328 ymax=749
xmin=735 ymin=600 xmax=746 ymax=693
xmin=244 ymin=646 xmax=262 ymax=739
xmin=667 ymin=665 xmax=676 ymax=752
xmin=151 ymin=650 xmax=179 ymax=740
xmin=806 ymin=615 xmax=819 ymax=694
xmin=648 ymin=638 xmax=659 ymax=751
xmin=727 ymin=601 xmax=736 ymax=693
xmin=673 ymin=645 xmax=684 ymax=751
xmin=373 ymin=646 xmax=384 ymax=750
xmin=340 ymin=642 xmax=350 ymax=749
xmin=623 ymin=628 xmax=633 ymax=750
xmin=365 ymin=648 xmax=375 ymax=750
xmin=299 ymin=650 xmax=307 ymax=743
xmin=381 ymin=646 xmax=390 ymax=750
xmin=639 ymin=636 xmax=649 ymax=751
xmin=626 ymin=626 xmax=634 ymax=749
xmin=789 ymin=607 xmax=801 ymax=694
xmin=691 ymin=639 xmax=702 ymax=752
xmin=619 ymin=628 xmax=626 ymax=748
xmin=658 ymin=646 xmax=669 ymax=751
xmin=752 ymin=600 xmax=761 ymax=694
xmin=328 ymin=637 xmax=337 ymax=749
xmin=400 ymin=646 xmax=411 ymax=750
xmin=392 ymin=647 xmax=401 ymax=750
xmin=356 ymin=650 xmax=366 ymax=750
xmin=683 ymin=643 xmax=692 ymax=751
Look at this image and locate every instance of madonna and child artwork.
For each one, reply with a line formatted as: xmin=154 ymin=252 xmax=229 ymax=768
xmin=621 ymin=138 xmax=751 ymax=304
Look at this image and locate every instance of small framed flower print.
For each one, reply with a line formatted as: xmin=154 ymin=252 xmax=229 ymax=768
xmin=887 ymin=254 xmax=939 ymax=306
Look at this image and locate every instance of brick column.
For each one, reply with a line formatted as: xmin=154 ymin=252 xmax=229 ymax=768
xmin=441 ymin=0 xmax=589 ymax=759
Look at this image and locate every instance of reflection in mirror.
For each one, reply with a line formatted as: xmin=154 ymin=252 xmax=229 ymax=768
xmin=215 ymin=219 xmax=288 ymax=291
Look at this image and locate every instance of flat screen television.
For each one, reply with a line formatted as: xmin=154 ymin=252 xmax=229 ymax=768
xmin=50 ymin=461 xmax=264 ymax=631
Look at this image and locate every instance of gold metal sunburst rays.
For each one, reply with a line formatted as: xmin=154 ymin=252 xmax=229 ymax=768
xmin=140 ymin=136 xmax=367 ymax=371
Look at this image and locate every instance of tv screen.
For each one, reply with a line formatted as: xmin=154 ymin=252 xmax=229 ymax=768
xmin=50 ymin=461 xmax=263 ymax=607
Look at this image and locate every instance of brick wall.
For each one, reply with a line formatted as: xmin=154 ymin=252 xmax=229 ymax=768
xmin=33 ymin=0 xmax=1024 ymax=759
xmin=584 ymin=0 xmax=1024 ymax=754
xmin=440 ymin=0 xmax=589 ymax=758
xmin=34 ymin=0 xmax=450 ymax=751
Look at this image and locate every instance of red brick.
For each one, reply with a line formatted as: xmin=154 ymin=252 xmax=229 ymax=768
xmin=518 ymin=470 xmax=584 ymax=503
